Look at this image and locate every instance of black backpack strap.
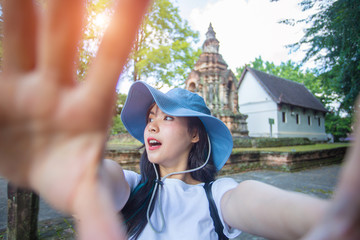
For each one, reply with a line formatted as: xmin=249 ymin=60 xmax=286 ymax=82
xmin=204 ymin=181 xmax=229 ymax=240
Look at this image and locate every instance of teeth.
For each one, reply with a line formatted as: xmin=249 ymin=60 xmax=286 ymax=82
xmin=149 ymin=139 xmax=161 ymax=145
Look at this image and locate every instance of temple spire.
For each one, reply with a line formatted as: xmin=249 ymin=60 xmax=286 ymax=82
xmin=202 ymin=23 xmax=220 ymax=53
xmin=185 ymin=23 xmax=249 ymax=136
xmin=206 ymin=23 xmax=216 ymax=40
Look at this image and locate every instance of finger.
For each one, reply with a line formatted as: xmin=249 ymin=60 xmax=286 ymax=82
xmin=301 ymin=98 xmax=360 ymax=240
xmin=3 ymin=0 xmax=37 ymax=73
xmin=336 ymin=95 xmax=360 ymax=194
xmin=323 ymin=95 xmax=360 ymax=237
xmin=85 ymin=0 xmax=152 ymax=102
xmin=38 ymin=0 xmax=84 ymax=85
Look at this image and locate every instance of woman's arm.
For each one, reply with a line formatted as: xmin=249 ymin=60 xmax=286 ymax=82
xmin=221 ymin=180 xmax=329 ymax=240
xmin=302 ymin=97 xmax=360 ymax=240
xmin=221 ymin=98 xmax=360 ymax=240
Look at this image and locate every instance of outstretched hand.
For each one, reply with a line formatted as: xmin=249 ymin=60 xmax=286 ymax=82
xmin=0 ymin=0 xmax=151 ymax=239
xmin=303 ymin=97 xmax=360 ymax=240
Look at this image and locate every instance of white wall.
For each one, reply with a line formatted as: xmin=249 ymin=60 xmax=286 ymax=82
xmin=238 ymin=73 xmax=270 ymax=105
xmin=238 ymin=73 xmax=278 ymax=137
xmin=277 ymin=105 xmax=327 ymax=141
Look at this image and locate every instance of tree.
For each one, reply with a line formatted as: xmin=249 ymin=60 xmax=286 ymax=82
xmin=128 ymin=0 xmax=201 ymax=88
xmin=286 ymin=0 xmax=360 ymax=115
xmin=325 ymin=112 xmax=352 ymax=142
xmin=77 ymin=0 xmax=200 ymax=135
xmin=111 ymin=92 xmax=128 ymax=135
xmin=77 ymin=0 xmax=201 ymax=88
xmin=77 ymin=0 xmax=113 ymax=81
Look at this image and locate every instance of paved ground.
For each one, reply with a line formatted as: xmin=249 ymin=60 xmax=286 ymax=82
xmin=228 ymin=164 xmax=341 ymax=240
xmin=0 ymin=164 xmax=342 ymax=239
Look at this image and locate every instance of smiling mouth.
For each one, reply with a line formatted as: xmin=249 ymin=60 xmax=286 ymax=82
xmin=148 ymin=138 xmax=162 ymax=150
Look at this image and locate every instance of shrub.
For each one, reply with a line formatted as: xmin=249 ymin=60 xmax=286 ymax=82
xmin=233 ymin=137 xmax=252 ymax=148
xmin=233 ymin=137 xmax=313 ymax=148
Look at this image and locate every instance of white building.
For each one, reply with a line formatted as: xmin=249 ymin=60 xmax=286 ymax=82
xmin=237 ymin=67 xmax=328 ymax=141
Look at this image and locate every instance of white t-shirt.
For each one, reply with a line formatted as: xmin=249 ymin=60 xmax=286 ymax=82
xmin=124 ymin=170 xmax=242 ymax=240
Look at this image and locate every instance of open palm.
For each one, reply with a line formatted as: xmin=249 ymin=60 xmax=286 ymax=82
xmin=0 ymin=0 xmax=151 ymax=239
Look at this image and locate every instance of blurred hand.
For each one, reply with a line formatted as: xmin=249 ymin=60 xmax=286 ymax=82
xmin=0 ymin=0 xmax=151 ymax=239
xmin=303 ymin=97 xmax=360 ymax=240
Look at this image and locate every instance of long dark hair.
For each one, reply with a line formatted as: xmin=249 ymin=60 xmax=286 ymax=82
xmin=121 ymin=116 xmax=217 ymax=239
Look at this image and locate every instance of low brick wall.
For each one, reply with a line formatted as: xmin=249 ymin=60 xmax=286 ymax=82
xmin=105 ymin=147 xmax=142 ymax=173
xmin=221 ymin=147 xmax=347 ymax=174
xmin=105 ymin=147 xmax=348 ymax=175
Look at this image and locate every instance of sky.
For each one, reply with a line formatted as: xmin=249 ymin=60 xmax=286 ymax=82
xmin=118 ymin=0 xmax=314 ymax=93
xmin=176 ymin=0 xmax=313 ymax=69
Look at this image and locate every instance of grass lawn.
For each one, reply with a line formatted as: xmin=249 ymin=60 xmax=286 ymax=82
xmin=107 ymin=137 xmax=142 ymax=148
xmin=233 ymin=143 xmax=350 ymax=153
xmin=107 ymin=135 xmax=351 ymax=154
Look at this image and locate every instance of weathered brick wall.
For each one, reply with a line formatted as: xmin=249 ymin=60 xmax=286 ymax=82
xmin=221 ymin=147 xmax=347 ymax=174
xmin=105 ymin=148 xmax=142 ymax=173
xmin=105 ymin=147 xmax=348 ymax=175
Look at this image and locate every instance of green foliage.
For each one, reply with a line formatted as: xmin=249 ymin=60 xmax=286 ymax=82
xmin=252 ymin=137 xmax=314 ymax=148
xmin=110 ymin=92 xmax=128 ymax=135
xmin=76 ymin=0 xmax=200 ymax=87
xmin=129 ymin=0 xmax=201 ymax=88
xmin=233 ymin=137 xmax=252 ymax=148
xmin=110 ymin=114 xmax=127 ymax=135
xmin=115 ymin=92 xmax=128 ymax=114
xmin=233 ymin=137 xmax=313 ymax=148
xmin=287 ymin=0 xmax=360 ymax=115
xmin=325 ymin=112 xmax=352 ymax=142
xmin=107 ymin=133 xmax=142 ymax=146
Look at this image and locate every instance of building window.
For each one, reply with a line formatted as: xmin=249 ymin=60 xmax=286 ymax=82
xmin=308 ymin=116 xmax=311 ymax=125
xmin=282 ymin=112 xmax=286 ymax=123
xmin=296 ymin=114 xmax=300 ymax=124
xmin=318 ymin=117 xmax=321 ymax=126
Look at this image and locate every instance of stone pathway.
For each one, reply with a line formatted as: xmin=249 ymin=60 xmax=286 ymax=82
xmin=228 ymin=164 xmax=340 ymax=240
xmin=0 ymin=164 xmax=341 ymax=239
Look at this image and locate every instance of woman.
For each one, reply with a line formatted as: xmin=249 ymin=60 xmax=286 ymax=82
xmin=0 ymin=0 xmax=359 ymax=239
xmin=120 ymin=82 xmax=238 ymax=239
xmin=111 ymin=81 xmax=327 ymax=239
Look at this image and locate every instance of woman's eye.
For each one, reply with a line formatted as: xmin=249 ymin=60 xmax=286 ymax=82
xmin=165 ymin=116 xmax=174 ymax=121
xmin=148 ymin=118 xmax=154 ymax=123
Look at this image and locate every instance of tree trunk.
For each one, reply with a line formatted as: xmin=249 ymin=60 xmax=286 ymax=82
xmin=7 ymin=183 xmax=39 ymax=240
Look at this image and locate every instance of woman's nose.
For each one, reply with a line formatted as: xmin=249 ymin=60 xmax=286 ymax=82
xmin=148 ymin=121 xmax=159 ymax=133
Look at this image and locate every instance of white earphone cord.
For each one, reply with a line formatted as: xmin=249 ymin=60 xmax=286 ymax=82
xmin=146 ymin=135 xmax=212 ymax=233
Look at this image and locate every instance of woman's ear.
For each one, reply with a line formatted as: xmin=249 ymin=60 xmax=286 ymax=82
xmin=191 ymin=130 xmax=200 ymax=143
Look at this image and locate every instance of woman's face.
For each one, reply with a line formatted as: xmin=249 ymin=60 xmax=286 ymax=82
xmin=144 ymin=104 xmax=199 ymax=173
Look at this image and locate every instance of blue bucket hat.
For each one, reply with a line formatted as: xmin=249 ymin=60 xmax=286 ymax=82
xmin=120 ymin=81 xmax=233 ymax=171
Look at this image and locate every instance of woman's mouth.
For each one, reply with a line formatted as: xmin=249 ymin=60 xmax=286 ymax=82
xmin=147 ymin=138 xmax=162 ymax=150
